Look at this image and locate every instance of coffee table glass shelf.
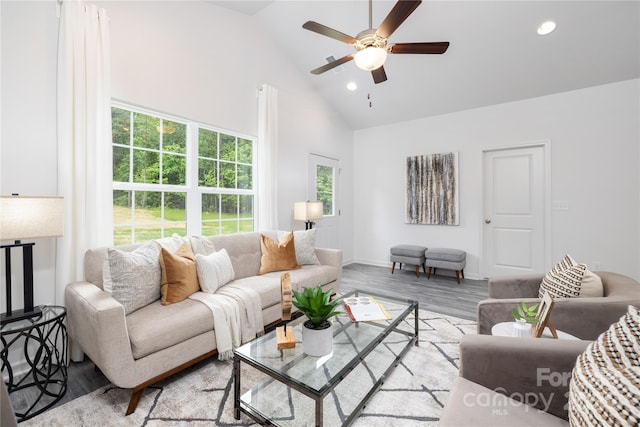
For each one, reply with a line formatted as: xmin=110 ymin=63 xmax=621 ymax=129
xmin=233 ymin=290 xmax=418 ymax=427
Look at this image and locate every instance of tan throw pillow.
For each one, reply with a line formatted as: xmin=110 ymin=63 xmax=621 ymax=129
xmin=258 ymin=232 xmax=301 ymax=275
xmin=159 ymin=242 xmax=200 ymax=305
xmin=569 ymin=305 xmax=640 ymax=425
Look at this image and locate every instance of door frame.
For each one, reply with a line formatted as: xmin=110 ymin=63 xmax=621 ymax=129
xmin=481 ymin=140 xmax=552 ymax=278
xmin=308 ymin=152 xmax=341 ymax=249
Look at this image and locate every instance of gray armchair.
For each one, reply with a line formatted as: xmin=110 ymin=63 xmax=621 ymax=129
xmin=477 ymin=271 xmax=640 ymax=340
xmin=440 ymin=335 xmax=590 ymax=426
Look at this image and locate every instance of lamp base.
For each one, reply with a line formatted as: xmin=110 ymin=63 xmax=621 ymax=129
xmin=1 ymin=306 xmax=42 ymax=325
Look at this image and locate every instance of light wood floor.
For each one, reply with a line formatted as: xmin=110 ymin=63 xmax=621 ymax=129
xmin=45 ymin=263 xmax=489 ymax=411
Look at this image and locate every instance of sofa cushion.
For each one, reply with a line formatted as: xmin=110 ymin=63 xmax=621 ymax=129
xmin=539 ymin=254 xmax=586 ymax=298
xmin=226 ymin=275 xmax=283 ymax=309
xmin=159 ymin=242 xmax=200 ymax=305
xmin=105 ymin=241 xmax=161 ymax=315
xmin=258 ymin=232 xmax=300 ymax=275
xmin=195 ymin=249 xmax=235 ymax=293
xmin=286 ymin=265 xmax=339 ymax=293
xmin=126 ymin=299 xmax=214 ymax=359
xmin=440 ymin=377 xmax=569 ymax=427
xmin=210 ymin=232 xmax=271 ymax=280
xmin=278 ymin=229 xmax=319 ymax=265
xmin=568 ymin=305 xmax=640 ymax=426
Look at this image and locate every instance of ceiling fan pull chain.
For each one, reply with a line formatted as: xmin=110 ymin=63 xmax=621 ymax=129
xmin=369 ymin=0 xmax=373 ymax=30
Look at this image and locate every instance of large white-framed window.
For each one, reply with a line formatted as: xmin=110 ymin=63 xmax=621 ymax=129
xmin=111 ymin=102 xmax=256 ymax=245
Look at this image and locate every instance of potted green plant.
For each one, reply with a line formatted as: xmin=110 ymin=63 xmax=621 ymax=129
xmin=512 ymin=301 xmax=539 ymax=337
xmin=292 ymin=285 xmax=342 ymax=356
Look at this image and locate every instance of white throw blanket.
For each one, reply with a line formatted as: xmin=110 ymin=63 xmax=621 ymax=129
xmin=188 ymin=285 xmax=264 ymax=360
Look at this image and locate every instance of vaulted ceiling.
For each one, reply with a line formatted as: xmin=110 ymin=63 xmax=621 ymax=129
xmin=215 ymin=1 xmax=639 ymax=130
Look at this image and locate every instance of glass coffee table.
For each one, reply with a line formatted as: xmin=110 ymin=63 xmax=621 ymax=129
xmin=233 ymin=290 xmax=418 ymax=427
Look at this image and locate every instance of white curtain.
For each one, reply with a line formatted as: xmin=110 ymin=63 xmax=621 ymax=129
xmin=56 ymin=0 xmax=112 ymax=306
xmin=257 ymin=84 xmax=278 ymax=231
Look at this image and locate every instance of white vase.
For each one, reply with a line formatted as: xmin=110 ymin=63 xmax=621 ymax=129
xmin=302 ymin=322 xmax=333 ymax=357
xmin=513 ymin=319 xmax=530 ymax=337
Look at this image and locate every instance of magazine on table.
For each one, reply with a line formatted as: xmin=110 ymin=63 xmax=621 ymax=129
xmin=343 ymin=296 xmax=391 ymax=322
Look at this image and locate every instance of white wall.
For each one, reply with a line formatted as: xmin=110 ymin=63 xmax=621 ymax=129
xmin=0 ymin=0 xmax=354 ymax=311
xmin=354 ymin=79 xmax=640 ymax=280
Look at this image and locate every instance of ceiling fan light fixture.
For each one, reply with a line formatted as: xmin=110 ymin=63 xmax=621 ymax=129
xmin=354 ymin=47 xmax=387 ymax=71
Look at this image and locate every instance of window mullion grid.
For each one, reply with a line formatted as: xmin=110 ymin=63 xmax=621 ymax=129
xmin=186 ymin=123 xmax=201 ymax=237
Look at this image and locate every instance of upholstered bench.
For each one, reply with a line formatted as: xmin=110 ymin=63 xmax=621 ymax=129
xmin=425 ymin=248 xmax=466 ymax=284
xmin=390 ymin=245 xmax=427 ymax=278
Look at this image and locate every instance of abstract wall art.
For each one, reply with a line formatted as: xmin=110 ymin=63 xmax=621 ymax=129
xmin=406 ymin=152 xmax=459 ymax=225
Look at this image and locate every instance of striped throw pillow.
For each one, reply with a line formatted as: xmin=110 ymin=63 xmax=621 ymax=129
xmin=568 ymin=305 xmax=640 ymax=426
xmin=539 ymin=254 xmax=587 ymax=298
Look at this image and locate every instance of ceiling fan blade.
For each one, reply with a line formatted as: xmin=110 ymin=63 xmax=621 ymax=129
xmin=377 ymin=0 xmax=422 ymax=39
xmin=310 ymin=54 xmax=355 ymax=75
xmin=389 ymin=42 xmax=450 ymax=54
xmin=372 ymin=66 xmax=387 ymax=84
xmin=302 ymin=21 xmax=357 ymax=45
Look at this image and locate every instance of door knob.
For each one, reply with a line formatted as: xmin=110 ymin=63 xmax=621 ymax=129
xmin=485 ymin=219 xmax=491 ymax=224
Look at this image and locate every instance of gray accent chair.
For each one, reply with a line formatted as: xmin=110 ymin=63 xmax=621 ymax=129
xmin=477 ymin=271 xmax=640 ymax=340
xmin=440 ymin=334 xmax=590 ymax=426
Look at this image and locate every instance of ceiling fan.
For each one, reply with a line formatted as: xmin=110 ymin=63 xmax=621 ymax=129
xmin=302 ymin=0 xmax=449 ymax=84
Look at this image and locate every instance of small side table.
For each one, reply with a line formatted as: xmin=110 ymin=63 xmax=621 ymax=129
xmin=491 ymin=321 xmax=579 ymax=340
xmin=1 ymin=305 xmax=68 ymax=422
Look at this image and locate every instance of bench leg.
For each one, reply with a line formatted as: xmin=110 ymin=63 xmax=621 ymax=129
xmin=415 ymin=265 xmax=420 ymax=278
xmin=427 ymin=267 xmax=432 ymax=279
xmin=461 ymin=269 xmax=465 ymax=279
xmin=391 ymin=262 xmax=396 ymax=274
xmin=455 ymin=270 xmax=461 ymax=284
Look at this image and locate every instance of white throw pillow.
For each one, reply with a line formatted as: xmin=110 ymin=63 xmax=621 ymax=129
xmin=196 ymin=249 xmax=235 ymax=293
xmin=106 ymin=241 xmax=161 ymax=315
xmin=189 ymin=235 xmax=216 ymax=256
xmin=278 ymin=229 xmax=320 ymax=265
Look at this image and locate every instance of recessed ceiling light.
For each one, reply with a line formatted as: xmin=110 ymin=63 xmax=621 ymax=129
xmin=346 ymin=81 xmax=357 ymax=91
xmin=537 ymin=20 xmax=556 ymax=35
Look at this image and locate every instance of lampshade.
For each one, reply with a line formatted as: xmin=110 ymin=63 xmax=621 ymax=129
xmin=354 ymin=47 xmax=387 ymax=71
xmin=0 ymin=196 xmax=64 ymax=241
xmin=294 ymin=201 xmax=323 ymax=221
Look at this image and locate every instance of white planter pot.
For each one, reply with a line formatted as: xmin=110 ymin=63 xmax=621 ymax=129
xmin=513 ymin=319 xmax=530 ymax=337
xmin=302 ymin=322 xmax=333 ymax=357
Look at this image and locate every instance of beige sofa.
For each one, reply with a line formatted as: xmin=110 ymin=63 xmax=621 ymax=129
xmin=477 ymin=271 xmax=640 ymax=340
xmin=64 ymin=231 xmax=342 ymax=415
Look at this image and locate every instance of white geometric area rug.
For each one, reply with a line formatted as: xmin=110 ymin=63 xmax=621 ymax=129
xmin=21 ymin=310 xmax=476 ymax=427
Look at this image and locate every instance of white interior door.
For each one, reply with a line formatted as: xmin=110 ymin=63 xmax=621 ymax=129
xmin=482 ymin=144 xmax=548 ymax=277
xmin=308 ymin=154 xmax=340 ymax=249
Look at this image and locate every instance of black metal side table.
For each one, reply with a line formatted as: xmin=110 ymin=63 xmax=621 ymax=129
xmin=1 ymin=305 xmax=67 ymax=422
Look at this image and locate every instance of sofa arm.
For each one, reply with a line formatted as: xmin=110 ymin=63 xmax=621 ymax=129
xmin=488 ymin=274 xmax=544 ymax=299
xmin=459 ymin=334 xmax=590 ymax=420
xmin=315 ymin=247 xmax=342 ymax=268
xmin=65 ymin=282 xmax=135 ymax=380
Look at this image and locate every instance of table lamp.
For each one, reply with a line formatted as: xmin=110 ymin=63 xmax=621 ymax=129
xmin=293 ymin=201 xmax=323 ymax=230
xmin=1 ymin=195 xmax=64 ymax=324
